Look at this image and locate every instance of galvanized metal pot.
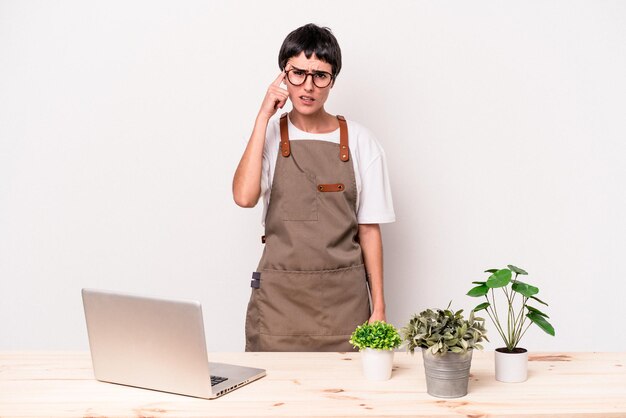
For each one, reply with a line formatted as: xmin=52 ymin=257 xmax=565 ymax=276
xmin=421 ymin=348 xmax=473 ymax=398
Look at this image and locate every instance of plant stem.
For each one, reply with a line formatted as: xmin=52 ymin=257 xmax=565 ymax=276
xmin=489 ymin=290 xmax=509 ymax=347
xmin=486 ymin=306 xmax=508 ymax=345
xmin=512 ymin=297 xmax=528 ymax=347
xmin=517 ymin=321 xmax=533 ymax=344
xmin=505 ymin=283 xmax=515 ymax=349
xmin=509 ymin=272 xmax=525 ymax=348
xmin=490 ymin=289 xmax=501 ymax=328
xmin=487 ymin=288 xmax=500 ymax=321
xmin=510 ymin=272 xmax=518 ymax=307
xmin=502 ymin=283 xmax=510 ymax=300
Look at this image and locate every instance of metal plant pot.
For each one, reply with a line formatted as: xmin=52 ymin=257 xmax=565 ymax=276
xmin=422 ymin=348 xmax=473 ymax=398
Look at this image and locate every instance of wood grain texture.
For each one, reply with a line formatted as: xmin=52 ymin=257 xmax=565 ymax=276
xmin=1 ymin=351 xmax=625 ymax=417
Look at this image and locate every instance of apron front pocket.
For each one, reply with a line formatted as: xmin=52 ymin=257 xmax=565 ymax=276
xmin=320 ymin=264 xmax=371 ymax=335
xmin=257 ymin=265 xmax=370 ymax=338
xmin=257 ymin=270 xmax=324 ymax=336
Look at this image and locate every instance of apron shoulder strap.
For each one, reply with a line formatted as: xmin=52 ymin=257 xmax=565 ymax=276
xmin=337 ymin=115 xmax=349 ymax=162
xmin=281 ymin=113 xmax=348 ymax=162
xmin=279 ymin=113 xmax=291 ymax=157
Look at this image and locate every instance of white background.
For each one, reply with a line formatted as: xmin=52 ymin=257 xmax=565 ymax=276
xmin=1 ymin=1 xmax=625 ymax=352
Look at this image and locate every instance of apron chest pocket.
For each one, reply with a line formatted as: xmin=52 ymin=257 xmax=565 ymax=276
xmin=279 ymin=171 xmax=318 ymax=221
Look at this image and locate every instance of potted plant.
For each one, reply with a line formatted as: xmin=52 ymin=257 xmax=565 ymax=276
xmin=402 ymin=304 xmax=487 ymax=398
xmin=467 ymin=264 xmax=555 ymax=382
xmin=349 ymin=321 xmax=402 ymax=381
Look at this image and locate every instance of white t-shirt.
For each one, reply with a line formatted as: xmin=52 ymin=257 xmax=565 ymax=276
xmin=259 ymin=115 xmax=396 ymax=225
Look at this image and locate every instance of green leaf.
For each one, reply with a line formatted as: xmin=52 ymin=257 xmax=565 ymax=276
xmin=531 ymin=295 xmax=548 ymax=306
xmin=484 ymin=269 xmax=499 ymax=273
xmin=349 ymin=320 xmax=402 ymax=350
xmin=512 ymin=281 xmax=539 ymax=297
xmin=467 ymin=284 xmax=489 ymax=297
xmin=526 ymin=305 xmax=549 ymax=318
xmin=527 ymin=312 xmax=555 ymax=336
xmin=508 ymin=264 xmax=528 ymax=275
xmin=473 ymin=302 xmax=491 ymax=312
xmin=486 ymin=269 xmax=512 ymax=288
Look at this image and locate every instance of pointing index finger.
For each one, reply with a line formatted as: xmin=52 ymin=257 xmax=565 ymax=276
xmin=272 ymin=71 xmax=286 ymax=86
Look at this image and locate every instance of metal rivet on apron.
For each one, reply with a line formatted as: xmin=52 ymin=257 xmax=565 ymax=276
xmin=318 ymin=185 xmax=324 ymax=191
xmin=342 ymin=154 xmax=347 ymax=159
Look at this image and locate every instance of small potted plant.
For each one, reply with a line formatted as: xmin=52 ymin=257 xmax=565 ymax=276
xmin=467 ymin=264 xmax=555 ymax=382
xmin=349 ymin=321 xmax=402 ymax=381
xmin=402 ymin=303 xmax=487 ymax=398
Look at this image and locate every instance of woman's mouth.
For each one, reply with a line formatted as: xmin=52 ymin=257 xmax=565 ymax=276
xmin=299 ymin=95 xmax=315 ymax=105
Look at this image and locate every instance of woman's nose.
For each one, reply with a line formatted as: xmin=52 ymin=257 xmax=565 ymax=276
xmin=303 ymin=75 xmax=315 ymax=91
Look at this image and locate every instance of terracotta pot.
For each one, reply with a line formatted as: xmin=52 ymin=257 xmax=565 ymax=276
xmin=495 ymin=347 xmax=528 ymax=382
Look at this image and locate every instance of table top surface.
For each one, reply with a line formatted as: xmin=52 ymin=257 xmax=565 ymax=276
xmin=1 ymin=351 xmax=625 ymax=418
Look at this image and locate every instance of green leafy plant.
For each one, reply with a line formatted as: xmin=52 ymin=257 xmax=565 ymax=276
xmin=349 ymin=321 xmax=402 ymax=351
xmin=467 ymin=264 xmax=555 ymax=352
xmin=402 ymin=303 xmax=488 ymax=355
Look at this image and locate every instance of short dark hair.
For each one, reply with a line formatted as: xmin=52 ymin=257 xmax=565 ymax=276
xmin=278 ymin=23 xmax=342 ymax=77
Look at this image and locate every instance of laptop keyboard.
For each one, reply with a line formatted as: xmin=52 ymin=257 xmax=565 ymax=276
xmin=210 ymin=375 xmax=228 ymax=386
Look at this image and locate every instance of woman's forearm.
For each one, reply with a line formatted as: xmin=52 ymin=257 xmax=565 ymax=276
xmin=358 ymin=223 xmax=386 ymax=322
xmin=232 ymin=114 xmax=270 ymax=207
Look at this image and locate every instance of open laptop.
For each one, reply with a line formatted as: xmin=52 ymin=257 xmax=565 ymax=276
xmin=81 ymin=288 xmax=265 ymax=399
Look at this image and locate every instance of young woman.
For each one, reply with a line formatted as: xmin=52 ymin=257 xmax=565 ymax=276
xmin=233 ymin=24 xmax=395 ymax=351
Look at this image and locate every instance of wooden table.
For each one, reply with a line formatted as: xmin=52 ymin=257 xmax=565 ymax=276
xmin=1 ymin=351 xmax=625 ymax=417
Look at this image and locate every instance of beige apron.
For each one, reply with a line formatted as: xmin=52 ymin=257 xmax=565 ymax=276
xmin=245 ymin=113 xmax=371 ymax=352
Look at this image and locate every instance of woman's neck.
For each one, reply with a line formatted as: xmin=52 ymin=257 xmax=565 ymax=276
xmin=289 ymin=110 xmax=338 ymax=134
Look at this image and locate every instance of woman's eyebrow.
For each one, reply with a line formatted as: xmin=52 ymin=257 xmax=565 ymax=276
xmin=289 ymin=65 xmax=330 ymax=74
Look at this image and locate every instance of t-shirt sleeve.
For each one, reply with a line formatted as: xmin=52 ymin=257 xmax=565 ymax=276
xmin=357 ymin=147 xmax=396 ymax=224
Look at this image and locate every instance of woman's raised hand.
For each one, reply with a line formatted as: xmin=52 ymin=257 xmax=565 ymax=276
xmin=258 ymin=71 xmax=289 ymax=120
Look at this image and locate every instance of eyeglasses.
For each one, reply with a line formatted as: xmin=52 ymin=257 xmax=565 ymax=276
xmin=285 ymin=68 xmax=334 ymax=88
